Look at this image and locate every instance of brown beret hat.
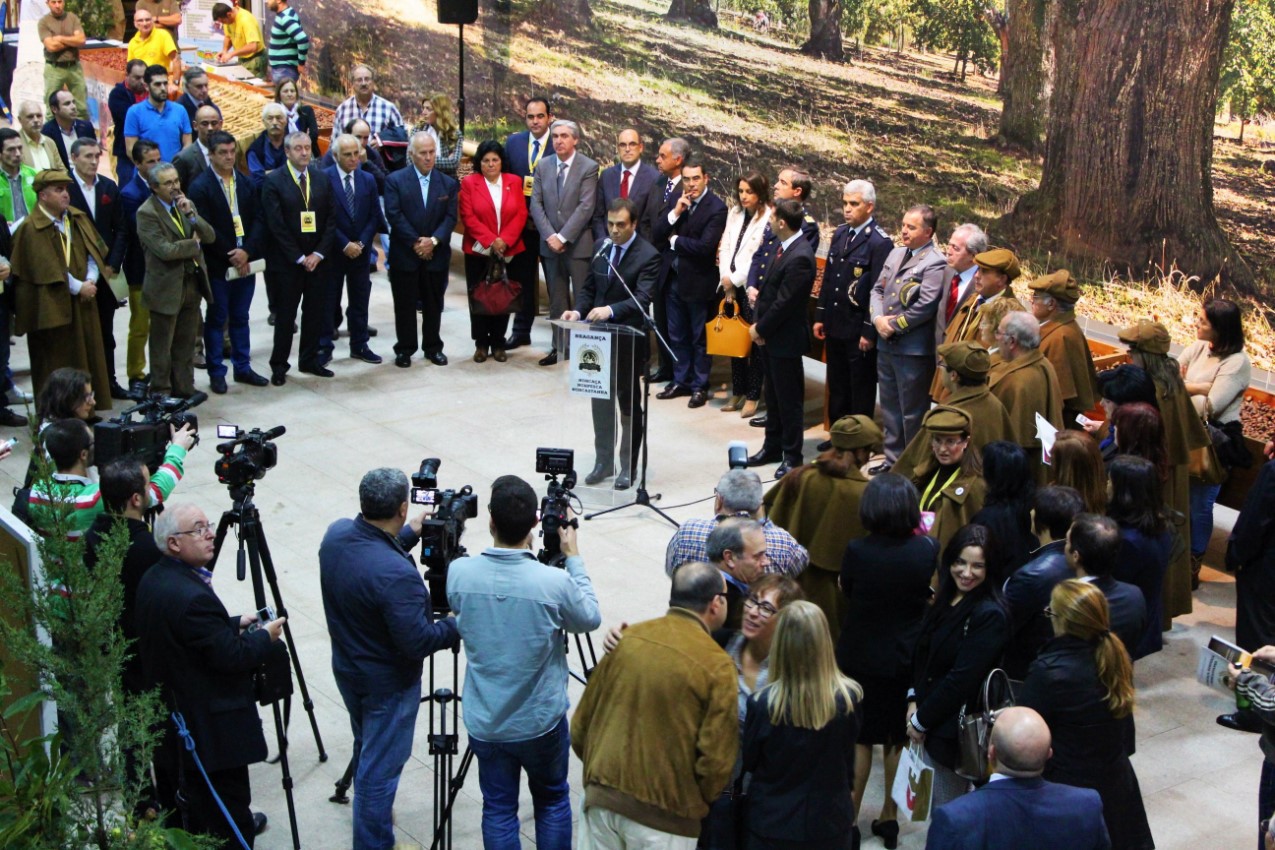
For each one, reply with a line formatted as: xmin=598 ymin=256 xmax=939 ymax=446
xmin=973 ymin=248 xmax=1021 ymax=281
xmin=1117 ymin=319 xmax=1172 ymax=355
xmin=923 ymin=405 xmax=972 ymax=435
xmin=938 ymin=341 xmax=992 ymax=379
xmin=829 ymin=414 xmax=883 ymax=450
xmin=33 ymin=169 xmax=73 ymax=192
xmin=1028 ymin=269 xmax=1081 ymax=304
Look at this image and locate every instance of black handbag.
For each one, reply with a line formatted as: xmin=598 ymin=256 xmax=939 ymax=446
xmin=1207 ymin=418 xmax=1253 ymax=469
xmin=254 ymin=639 xmax=293 ymax=706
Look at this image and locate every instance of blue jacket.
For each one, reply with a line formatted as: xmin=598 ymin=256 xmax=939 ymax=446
xmin=318 ymin=515 xmax=459 ymax=695
xmin=925 ymin=775 xmax=1110 ymax=850
xmin=187 ymin=167 xmax=264 ymax=280
xmin=325 ymin=164 xmax=385 ymax=259
xmin=446 ymin=547 xmax=600 ymax=742
xmin=384 ymin=165 xmax=457 ymax=273
xmin=118 ymin=171 xmax=152 ymax=286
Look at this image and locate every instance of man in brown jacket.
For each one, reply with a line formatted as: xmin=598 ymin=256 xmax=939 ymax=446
xmin=990 ymin=311 xmax=1064 ymax=484
xmin=572 ymin=561 xmax=737 ymax=848
xmin=932 ymin=247 xmax=1024 ymax=401
xmin=1029 ymin=270 xmax=1099 ymax=427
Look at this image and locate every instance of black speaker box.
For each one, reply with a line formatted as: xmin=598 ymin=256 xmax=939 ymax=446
xmin=438 ymin=0 xmax=478 ymax=25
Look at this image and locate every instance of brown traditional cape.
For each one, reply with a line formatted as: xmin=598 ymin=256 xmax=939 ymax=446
xmin=989 ymin=349 xmax=1063 ymax=485
xmin=1039 ymin=312 xmax=1099 ymax=413
xmin=893 ymin=384 xmax=1014 ymax=481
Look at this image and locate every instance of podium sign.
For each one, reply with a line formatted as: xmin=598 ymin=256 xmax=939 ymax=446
xmin=568 ymin=328 xmax=613 ymax=400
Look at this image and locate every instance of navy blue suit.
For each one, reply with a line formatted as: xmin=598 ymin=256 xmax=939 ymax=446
xmin=188 ymin=167 xmax=264 ymax=379
xmin=651 ymin=189 xmax=728 ymax=393
xmin=323 ymin=164 xmax=386 ymax=355
xmin=384 ymin=165 xmax=458 ymax=358
xmin=69 ymin=173 xmax=124 ymax=387
xmin=43 ymin=118 xmax=96 ymax=170
xmin=108 ymin=83 xmax=141 ymax=185
xmin=118 ymin=171 xmax=153 ymax=382
xmin=755 ymin=235 xmax=817 ymax=464
xmin=925 ymin=776 xmax=1111 ymax=850
xmin=591 ymin=161 xmax=659 ymax=243
xmin=504 ymin=130 xmax=550 ymax=341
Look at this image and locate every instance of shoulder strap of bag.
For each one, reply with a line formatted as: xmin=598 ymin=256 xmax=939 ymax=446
xmin=171 ymin=711 xmax=253 ymax=850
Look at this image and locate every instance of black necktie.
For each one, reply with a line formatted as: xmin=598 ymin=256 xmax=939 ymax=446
xmin=609 ymin=244 xmax=621 ymax=283
xmin=664 ymin=179 xmax=675 ymax=203
xmin=344 ymin=173 xmax=356 ymax=215
xmin=531 ymin=138 xmax=540 ymax=164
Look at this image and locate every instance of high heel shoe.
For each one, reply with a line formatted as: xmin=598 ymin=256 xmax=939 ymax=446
xmin=739 ymin=399 xmax=759 ymax=418
xmin=871 ymin=819 xmax=899 ymax=849
xmin=721 ymin=394 xmax=743 ymax=412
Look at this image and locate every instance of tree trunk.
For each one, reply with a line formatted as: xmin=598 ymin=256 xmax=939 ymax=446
xmin=1240 ymin=118 xmax=1248 ymax=144
xmin=801 ymin=0 xmax=845 ymax=60
xmin=544 ymin=0 xmax=593 ymax=27
xmin=1004 ymin=0 xmax=1253 ymax=290
xmin=998 ymin=0 xmax=1047 ymax=152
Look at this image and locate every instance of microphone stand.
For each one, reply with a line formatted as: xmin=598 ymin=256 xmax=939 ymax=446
xmin=584 ymin=242 xmax=679 ymax=529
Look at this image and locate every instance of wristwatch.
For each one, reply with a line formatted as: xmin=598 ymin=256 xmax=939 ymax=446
xmin=430 ymin=237 xmax=439 ymax=248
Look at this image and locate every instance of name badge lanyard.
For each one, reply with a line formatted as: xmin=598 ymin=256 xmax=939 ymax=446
xmin=222 ymin=173 xmax=243 ymax=244
xmin=920 ymin=467 xmax=960 ymax=512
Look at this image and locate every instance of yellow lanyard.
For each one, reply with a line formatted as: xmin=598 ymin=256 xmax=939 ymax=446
xmin=920 ymin=467 xmax=960 ymax=512
xmin=56 ymin=219 xmax=71 ymax=266
xmin=221 ymin=172 xmax=239 ymax=216
xmin=289 ymin=166 xmax=310 ymax=209
xmin=528 ymin=135 xmax=545 ymax=170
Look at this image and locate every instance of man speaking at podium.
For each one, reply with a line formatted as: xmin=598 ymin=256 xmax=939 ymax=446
xmin=561 ymin=198 xmax=660 ymax=490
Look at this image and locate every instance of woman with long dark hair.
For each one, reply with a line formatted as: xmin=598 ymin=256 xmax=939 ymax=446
xmin=1112 ymin=401 xmax=1170 ymax=483
xmin=971 ymin=441 xmax=1038 ymax=575
xmin=1049 ymin=430 xmax=1107 ymax=514
xmin=907 ymin=524 xmax=1009 ymax=810
xmin=716 ymin=171 xmax=772 ymax=417
xmin=1107 ymin=455 xmax=1172 ymax=658
xmin=1019 ymin=579 xmax=1154 ymax=850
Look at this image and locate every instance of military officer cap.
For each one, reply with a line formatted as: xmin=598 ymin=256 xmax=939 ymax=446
xmin=922 ymin=405 xmax=972 ymax=436
xmin=1028 ymin=270 xmax=1081 ymax=304
xmin=33 ymin=169 xmax=73 ymax=192
xmin=829 ymin=414 xmax=883 ymax=450
xmin=937 ymin=341 xmax=992 ymax=379
xmin=1117 ymin=319 xmax=1172 ymax=355
xmin=973 ymin=248 xmax=1021 ymax=281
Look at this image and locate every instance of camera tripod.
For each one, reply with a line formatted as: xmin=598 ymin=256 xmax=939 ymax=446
xmin=209 ymin=480 xmax=329 ymax=850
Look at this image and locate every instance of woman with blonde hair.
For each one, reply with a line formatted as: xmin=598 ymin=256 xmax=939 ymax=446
xmin=1049 ymin=430 xmax=1107 ymax=513
xmin=416 ymin=93 xmax=464 ymax=175
xmin=742 ymin=600 xmax=862 ymax=850
xmin=1019 ymin=579 xmax=1154 ymax=850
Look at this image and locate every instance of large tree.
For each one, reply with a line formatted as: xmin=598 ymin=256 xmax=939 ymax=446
xmin=1219 ymin=0 xmax=1275 ymax=143
xmin=1005 ymin=0 xmax=1253 ymax=289
xmin=803 ymin=0 xmax=846 ymax=60
xmin=997 ymin=0 xmax=1048 ymax=152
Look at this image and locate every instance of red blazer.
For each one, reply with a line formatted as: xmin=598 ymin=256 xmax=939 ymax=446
xmin=459 ymin=172 xmax=527 ymax=256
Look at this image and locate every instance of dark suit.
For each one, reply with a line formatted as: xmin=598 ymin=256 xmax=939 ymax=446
xmin=42 ymin=117 xmax=96 ymax=170
xmin=118 ymin=172 xmax=153 ymax=382
xmin=85 ymin=514 xmax=162 ymax=694
xmin=650 ymin=189 xmax=727 ymax=392
xmin=925 ymin=776 xmax=1110 ymax=850
xmin=323 ymin=164 xmax=386 ymax=355
xmin=188 ymin=167 xmax=264 ymax=379
xmin=1089 ymin=575 xmax=1147 ymax=660
xmin=261 ymin=162 xmax=337 ymax=375
xmin=591 ymin=161 xmax=659 ymax=243
xmin=645 ymin=174 xmax=683 ymax=377
xmin=109 ymin=83 xmax=143 ymax=185
xmin=1001 ymin=540 xmax=1070 ymax=679
xmin=69 ymin=173 xmax=124 ymax=389
xmin=384 ymin=165 xmax=457 ymax=358
xmin=817 ymin=218 xmax=893 ymax=420
xmin=754 ymin=234 xmax=816 ymax=465
xmin=177 ymin=92 xmax=218 ymax=126
xmin=1227 ymin=459 xmax=1275 ymax=650
xmin=173 ymin=140 xmax=210 ymax=192
xmin=135 ymin=556 xmax=272 ymax=847
xmin=575 ymin=234 xmax=660 ymax=474
xmin=289 ymin=104 xmax=320 ymax=152
xmin=504 ymin=130 xmax=551 ymax=340
xmin=320 ymin=145 xmax=388 ymax=196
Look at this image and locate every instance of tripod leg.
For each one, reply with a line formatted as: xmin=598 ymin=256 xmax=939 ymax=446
xmin=271 ymin=701 xmax=302 ymax=850
xmin=207 ymin=509 xmax=238 ymax=574
xmin=431 ymin=748 xmax=476 ymax=850
xmin=329 ymin=750 xmax=358 ymax=804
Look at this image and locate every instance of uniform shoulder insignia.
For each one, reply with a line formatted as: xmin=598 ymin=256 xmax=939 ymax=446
xmin=804 ymin=214 xmax=816 ymax=223
xmin=875 ymin=226 xmax=890 ymax=239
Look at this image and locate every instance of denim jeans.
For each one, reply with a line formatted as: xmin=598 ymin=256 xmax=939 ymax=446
xmin=335 ymin=677 xmax=421 ymax=850
xmin=468 ymin=714 xmax=572 ymax=850
xmin=1190 ymin=481 xmax=1223 ymax=558
xmin=205 ymin=276 xmax=256 ymax=378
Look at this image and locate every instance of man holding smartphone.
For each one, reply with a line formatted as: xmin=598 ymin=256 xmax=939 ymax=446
xmin=318 ymin=468 xmax=460 ymax=850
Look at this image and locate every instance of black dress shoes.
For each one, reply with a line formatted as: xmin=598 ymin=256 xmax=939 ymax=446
xmin=234 ymin=370 xmax=270 ymax=387
xmin=615 ymin=470 xmax=632 ymax=490
xmin=109 ymin=381 xmax=131 ymax=400
xmin=657 ymin=385 xmax=691 ymax=400
xmin=747 ymin=449 xmax=782 ymax=467
xmin=871 ymin=818 xmax=899 ymax=849
xmin=209 ymin=375 xmax=228 ymax=394
xmin=774 ymin=460 xmax=797 ymax=479
xmin=687 ymin=390 xmax=708 ymax=408
xmin=427 ymin=351 xmax=449 ymax=366
xmin=253 ymin=811 xmax=268 ymax=835
xmin=816 ymin=439 xmax=833 ymax=452
xmin=128 ymin=378 xmax=149 ymax=399
xmin=649 ymin=368 xmax=672 ymax=383
xmin=300 ymin=365 xmax=335 ymax=378
xmin=505 ymin=335 xmax=531 ymax=350
xmin=538 ymin=350 xmax=558 ymax=366
xmin=1217 ymin=711 xmax=1263 ymax=733
xmin=749 ymin=414 xmax=768 ymax=428
xmin=584 ymin=463 xmax=615 ymax=486
xmin=394 ymin=354 xmax=411 ymax=368
xmin=270 ymin=372 xmax=287 ymax=387
xmin=352 ymin=348 xmax=383 ymax=364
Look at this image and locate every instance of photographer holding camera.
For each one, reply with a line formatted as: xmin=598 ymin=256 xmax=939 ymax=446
xmin=318 ymin=467 xmax=461 ymax=850
xmin=446 ymin=475 xmax=602 ymax=850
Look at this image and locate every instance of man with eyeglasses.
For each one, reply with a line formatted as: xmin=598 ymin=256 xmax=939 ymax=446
xmin=572 ymin=561 xmax=737 ymax=849
xmin=136 ymin=502 xmax=285 ymax=846
xmin=1028 ymin=270 xmax=1100 ymax=430
xmin=592 ymin=127 xmax=659 ymax=243
xmin=988 ymin=310 xmax=1064 ymax=484
xmin=706 ymin=517 xmax=768 ymax=631
xmin=26 ymin=416 xmax=196 ymax=542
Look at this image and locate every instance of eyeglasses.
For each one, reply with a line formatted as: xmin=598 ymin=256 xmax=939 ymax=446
xmin=82 ymin=390 xmax=96 ymax=401
xmin=930 ymin=435 xmax=966 ymax=449
xmin=1043 ymin=606 xmax=1055 ymax=618
xmin=743 ymin=596 xmax=779 ymax=619
xmin=175 ymin=522 xmax=215 ymax=537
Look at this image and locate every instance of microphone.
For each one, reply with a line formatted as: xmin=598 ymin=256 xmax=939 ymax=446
xmin=261 ymin=425 xmax=287 ymax=440
xmin=184 ymin=391 xmax=209 ymax=408
xmin=593 ymin=237 xmax=613 ymax=259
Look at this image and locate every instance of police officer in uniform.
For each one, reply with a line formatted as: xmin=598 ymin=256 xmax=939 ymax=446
xmin=743 ymin=166 xmax=820 ymax=427
xmin=812 ymin=178 xmax=892 ymax=451
xmin=869 ymin=204 xmax=948 ymax=472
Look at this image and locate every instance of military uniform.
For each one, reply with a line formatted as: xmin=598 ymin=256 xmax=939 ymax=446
xmin=989 ymin=348 xmax=1064 ymax=484
xmin=816 ymin=217 xmax=892 ymax=421
xmin=870 ymin=241 xmax=948 ymax=464
xmin=910 ymin=406 xmax=987 ymax=554
xmin=1030 ymin=271 xmax=1099 ymax=425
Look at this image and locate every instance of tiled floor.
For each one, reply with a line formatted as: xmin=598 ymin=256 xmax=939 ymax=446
xmin=1 ymin=258 xmax=1260 ymax=849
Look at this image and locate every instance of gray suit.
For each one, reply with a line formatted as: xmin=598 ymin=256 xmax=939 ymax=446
xmin=173 ymin=142 xmax=209 ymax=193
xmin=870 ymin=242 xmax=948 ymax=463
xmin=530 ymin=150 xmax=599 ymax=324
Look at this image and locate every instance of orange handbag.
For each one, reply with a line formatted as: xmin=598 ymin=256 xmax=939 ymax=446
xmin=705 ymin=299 xmax=752 ymax=358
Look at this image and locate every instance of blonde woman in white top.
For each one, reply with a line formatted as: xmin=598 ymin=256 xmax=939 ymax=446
xmin=1180 ymin=297 xmax=1252 ymax=572
xmin=718 ymin=171 xmax=773 ymax=417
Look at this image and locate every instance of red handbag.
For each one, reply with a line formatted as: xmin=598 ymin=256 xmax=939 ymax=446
xmin=471 ymin=257 xmax=522 ymax=315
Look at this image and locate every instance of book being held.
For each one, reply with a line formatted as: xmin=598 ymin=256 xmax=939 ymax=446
xmin=1198 ymin=635 xmax=1275 ymax=693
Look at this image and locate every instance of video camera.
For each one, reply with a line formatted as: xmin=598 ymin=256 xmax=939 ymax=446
xmin=94 ymin=392 xmax=205 ymax=471
xmin=413 ymin=458 xmax=478 ymax=614
xmin=536 ymin=448 xmax=580 ymax=567
xmin=214 ymin=424 xmax=284 ymax=491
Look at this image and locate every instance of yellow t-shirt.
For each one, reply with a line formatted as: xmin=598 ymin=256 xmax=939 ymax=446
xmin=127 ymin=28 xmax=177 ymax=68
xmin=224 ymin=9 xmax=264 ymax=58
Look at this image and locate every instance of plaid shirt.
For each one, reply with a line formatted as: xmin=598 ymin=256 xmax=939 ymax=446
xmin=664 ymin=515 xmax=808 ymax=577
xmin=334 ymin=94 xmax=403 ymax=138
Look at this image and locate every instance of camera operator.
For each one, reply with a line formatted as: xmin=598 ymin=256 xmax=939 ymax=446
xmin=26 ymin=416 xmax=196 ymax=541
xmin=318 ymin=468 xmax=461 ymax=850
xmin=445 ymin=475 xmax=601 ymax=850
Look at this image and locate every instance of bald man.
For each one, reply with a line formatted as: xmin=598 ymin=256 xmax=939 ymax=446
xmin=925 ymin=707 xmax=1110 ymax=850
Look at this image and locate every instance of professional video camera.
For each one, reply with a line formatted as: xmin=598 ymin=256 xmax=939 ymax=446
xmin=94 ymin=392 xmax=205 ymax=471
xmin=214 ymin=424 xmax=284 ymax=490
xmin=413 ymin=458 xmax=478 ymax=613
xmin=536 ymin=447 xmax=581 ymax=568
